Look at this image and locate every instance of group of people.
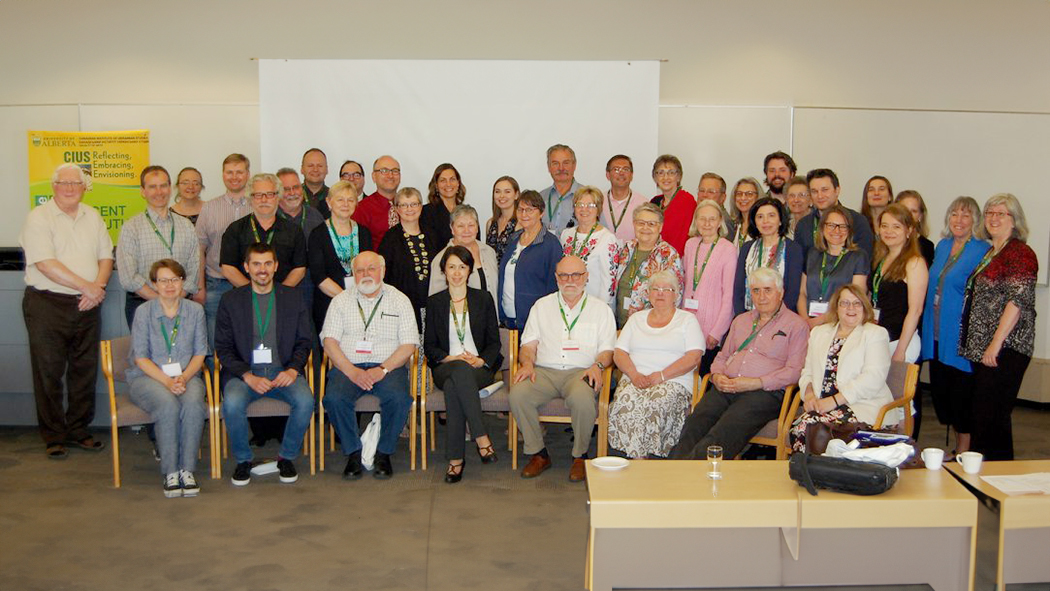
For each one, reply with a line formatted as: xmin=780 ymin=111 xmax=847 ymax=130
xmin=19 ymin=144 xmax=1037 ymax=496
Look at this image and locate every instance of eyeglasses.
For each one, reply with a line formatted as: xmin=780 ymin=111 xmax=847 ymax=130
xmin=984 ymin=211 xmax=1012 ymax=219
xmin=251 ymin=191 xmax=279 ymax=200
xmin=609 ymin=166 xmax=632 ymax=174
xmin=54 ymin=181 xmax=84 ymax=188
xmin=155 ymin=277 xmax=183 ymax=285
xmin=340 ymin=172 xmax=364 ymax=180
xmin=353 ymin=265 xmax=383 ymax=274
xmin=556 ymin=272 xmax=586 ymax=281
xmin=178 ymin=180 xmax=202 ymax=187
xmin=697 ymin=188 xmax=723 ymax=195
xmin=838 ymin=299 xmax=864 ymax=309
xmin=396 ymin=202 xmax=422 ymax=209
xmin=654 ymin=169 xmax=680 ymax=178
xmin=634 ymin=220 xmax=660 ymax=228
xmin=576 ymin=203 xmax=598 ymax=210
xmin=824 ymin=222 xmax=849 ymax=232
xmin=374 ymin=168 xmax=400 ymax=176
xmin=734 ymin=190 xmax=758 ymax=198
xmin=282 ymin=185 xmax=302 ymax=193
xmin=650 ymin=286 xmax=677 ymax=294
xmin=517 ymin=206 xmax=539 ymax=215
xmin=330 ymin=196 xmax=357 ymax=205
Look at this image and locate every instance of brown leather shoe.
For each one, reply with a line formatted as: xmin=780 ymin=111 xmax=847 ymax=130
xmin=520 ymin=454 xmax=552 ymax=478
xmin=569 ymin=458 xmax=587 ymax=482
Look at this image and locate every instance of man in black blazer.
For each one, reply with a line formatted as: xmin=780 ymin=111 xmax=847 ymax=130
xmin=216 ymin=243 xmax=315 ymax=486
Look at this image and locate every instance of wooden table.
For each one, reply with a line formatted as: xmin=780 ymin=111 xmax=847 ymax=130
xmin=947 ymin=459 xmax=1050 ymax=590
xmin=585 ymin=459 xmax=977 ymax=591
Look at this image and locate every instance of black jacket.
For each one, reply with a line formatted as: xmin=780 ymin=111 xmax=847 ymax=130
xmin=215 ymin=284 xmax=314 ymax=389
xmin=423 ymin=287 xmax=502 ymax=371
xmin=307 ymin=222 xmax=372 ymax=333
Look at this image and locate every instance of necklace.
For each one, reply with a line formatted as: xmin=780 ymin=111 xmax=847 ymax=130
xmin=404 ymin=231 xmax=430 ymax=282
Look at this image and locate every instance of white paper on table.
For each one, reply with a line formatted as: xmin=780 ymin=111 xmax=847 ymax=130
xmin=980 ymin=473 xmax=1050 ymax=495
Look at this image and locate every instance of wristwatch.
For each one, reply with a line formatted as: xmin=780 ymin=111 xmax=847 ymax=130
xmin=595 ymin=361 xmax=605 ymax=371
xmin=379 ymin=365 xmax=389 ymax=375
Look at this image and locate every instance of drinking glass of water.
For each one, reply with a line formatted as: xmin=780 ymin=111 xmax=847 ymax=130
xmin=707 ymin=445 xmax=723 ymax=480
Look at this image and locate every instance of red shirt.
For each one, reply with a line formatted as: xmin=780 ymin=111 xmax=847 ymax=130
xmin=651 ymin=189 xmax=696 ymax=256
xmin=353 ymin=191 xmax=396 ymax=248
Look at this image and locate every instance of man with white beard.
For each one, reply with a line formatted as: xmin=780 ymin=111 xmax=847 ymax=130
xmin=321 ymin=251 xmax=419 ymax=480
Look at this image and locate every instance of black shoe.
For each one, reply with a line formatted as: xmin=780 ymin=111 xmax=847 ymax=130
xmin=373 ymin=452 xmax=393 ymax=479
xmin=343 ymin=452 xmax=363 ymax=481
xmin=477 ymin=443 xmax=499 ymax=464
xmin=277 ymin=458 xmax=298 ymax=484
xmin=231 ymin=461 xmax=252 ymax=486
xmin=444 ymin=461 xmax=464 ymax=484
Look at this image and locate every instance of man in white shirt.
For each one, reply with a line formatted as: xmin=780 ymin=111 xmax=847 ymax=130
xmin=509 ymin=256 xmax=616 ymax=482
xmin=321 ymin=251 xmax=418 ymax=480
xmin=20 ymin=163 xmax=114 ymax=459
xmin=601 ymin=154 xmax=650 ymax=242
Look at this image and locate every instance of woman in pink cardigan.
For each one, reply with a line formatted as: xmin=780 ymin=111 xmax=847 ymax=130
xmin=680 ymin=199 xmax=737 ymax=375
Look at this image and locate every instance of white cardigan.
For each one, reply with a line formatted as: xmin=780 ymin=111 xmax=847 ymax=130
xmin=799 ymin=322 xmax=900 ymax=426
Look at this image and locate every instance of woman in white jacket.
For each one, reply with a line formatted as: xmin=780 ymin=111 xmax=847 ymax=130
xmin=789 ymin=284 xmax=899 ymax=452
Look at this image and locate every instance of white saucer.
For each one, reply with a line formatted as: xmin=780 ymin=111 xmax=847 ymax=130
xmin=591 ymin=456 xmax=629 ymax=471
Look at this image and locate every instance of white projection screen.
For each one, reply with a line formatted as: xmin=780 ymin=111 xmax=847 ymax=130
xmin=259 ymin=59 xmax=660 ymax=213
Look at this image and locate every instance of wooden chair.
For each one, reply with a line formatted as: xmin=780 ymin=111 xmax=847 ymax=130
xmin=214 ymin=353 xmax=316 ymax=477
xmin=689 ymin=373 xmax=795 ymax=460
xmin=101 ymin=336 xmax=217 ymax=487
xmin=317 ymin=351 xmax=417 ymax=472
xmin=782 ymin=361 xmax=921 ymax=451
xmin=508 ymin=330 xmax=613 ymax=470
xmin=419 ymin=328 xmax=515 ymax=470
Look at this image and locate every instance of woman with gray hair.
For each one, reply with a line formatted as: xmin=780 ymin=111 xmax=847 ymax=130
xmin=610 ymin=202 xmax=684 ymax=328
xmin=919 ymin=197 xmax=989 ymax=457
xmin=429 ymin=204 xmax=499 ymax=305
xmin=681 ymin=199 xmax=737 ymax=375
xmin=959 ymin=193 xmax=1038 ymax=461
xmin=608 ymin=270 xmax=705 ymax=458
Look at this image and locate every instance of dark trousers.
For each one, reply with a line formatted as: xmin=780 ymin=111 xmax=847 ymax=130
xmin=22 ymin=287 xmax=101 ymax=446
xmin=432 ymin=361 xmax=496 ymax=461
xmin=971 ymin=347 xmax=1031 ymax=461
xmin=669 ymin=386 xmax=783 ymax=460
xmin=698 ymin=345 xmax=721 ymax=378
xmin=124 ymin=292 xmax=147 ymax=330
xmin=928 ymin=344 xmax=975 ymax=434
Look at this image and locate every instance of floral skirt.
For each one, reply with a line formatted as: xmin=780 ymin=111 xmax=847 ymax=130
xmin=789 ymin=405 xmax=861 ymax=453
xmin=607 ymin=376 xmax=691 ymax=458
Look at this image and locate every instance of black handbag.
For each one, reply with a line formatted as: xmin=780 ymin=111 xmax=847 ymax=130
xmin=788 ymin=452 xmax=898 ymax=496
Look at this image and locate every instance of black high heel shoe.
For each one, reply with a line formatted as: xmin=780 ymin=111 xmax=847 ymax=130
xmin=477 ymin=443 xmax=499 ymax=464
xmin=445 ymin=462 xmax=464 ymax=484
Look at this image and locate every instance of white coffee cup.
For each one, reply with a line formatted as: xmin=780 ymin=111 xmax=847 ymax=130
xmin=956 ymin=451 xmax=983 ymax=474
xmin=921 ymin=448 xmax=944 ymax=470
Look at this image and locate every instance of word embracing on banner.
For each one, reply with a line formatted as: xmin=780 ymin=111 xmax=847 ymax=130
xmin=27 ymin=130 xmax=150 ymax=243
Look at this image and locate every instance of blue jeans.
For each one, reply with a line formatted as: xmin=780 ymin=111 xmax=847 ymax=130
xmin=204 ymin=276 xmax=233 ymax=352
xmin=323 ymin=364 xmax=410 ymax=457
xmin=129 ymin=375 xmax=208 ymax=475
xmin=221 ymin=369 xmax=314 ymax=463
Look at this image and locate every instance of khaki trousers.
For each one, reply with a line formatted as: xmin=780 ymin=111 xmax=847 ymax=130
xmin=509 ymin=366 xmax=597 ymax=458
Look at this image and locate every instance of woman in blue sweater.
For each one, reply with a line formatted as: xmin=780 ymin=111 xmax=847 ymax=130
xmin=497 ymin=190 xmax=563 ymax=329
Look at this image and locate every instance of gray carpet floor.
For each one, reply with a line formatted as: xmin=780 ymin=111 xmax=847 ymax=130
xmin=1 ymin=399 xmax=1047 ymax=591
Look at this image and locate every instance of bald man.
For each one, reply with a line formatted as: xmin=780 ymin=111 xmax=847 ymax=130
xmin=352 ymin=155 xmax=402 ymax=248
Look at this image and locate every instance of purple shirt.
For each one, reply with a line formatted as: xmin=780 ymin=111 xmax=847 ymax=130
xmin=711 ymin=304 xmax=808 ymax=391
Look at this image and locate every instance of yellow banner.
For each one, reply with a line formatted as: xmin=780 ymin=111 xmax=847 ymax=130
xmin=27 ymin=130 xmax=150 ymax=243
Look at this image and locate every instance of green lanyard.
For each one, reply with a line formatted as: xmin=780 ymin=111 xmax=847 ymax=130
xmin=145 ymin=212 xmax=175 ymax=255
xmin=558 ymin=295 xmax=588 ymax=339
xmin=691 ymin=241 xmax=716 ymax=291
xmin=251 ymin=216 xmax=275 ymax=244
xmin=936 ymin=243 xmax=966 ymax=298
xmin=735 ymin=318 xmax=763 ymax=352
xmin=547 ymin=187 xmax=570 ymax=225
xmin=966 ymin=246 xmax=998 ymax=292
xmin=451 ymin=298 xmax=469 ymax=346
xmin=658 ymin=189 xmax=679 ymax=211
xmin=251 ymin=291 xmax=274 ymax=345
xmin=812 ymin=214 xmax=821 ymax=246
xmin=757 ymin=237 xmax=783 ymax=268
xmin=570 ymin=224 xmax=598 ymax=258
xmin=357 ymin=295 xmax=385 ymax=335
xmin=160 ymin=315 xmax=180 ymax=362
xmin=818 ymin=250 xmax=847 ymax=300
xmin=606 ymin=193 xmax=631 ymax=233
xmin=871 ymin=261 xmax=884 ymax=306
xmin=279 ymin=208 xmax=306 ymax=232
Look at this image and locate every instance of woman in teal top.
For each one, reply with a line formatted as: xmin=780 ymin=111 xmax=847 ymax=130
xmin=919 ymin=197 xmax=990 ymax=456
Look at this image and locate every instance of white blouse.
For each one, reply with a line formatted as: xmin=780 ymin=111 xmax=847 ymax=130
xmin=560 ymin=225 xmax=621 ymax=306
xmin=615 ymin=309 xmax=705 ymax=391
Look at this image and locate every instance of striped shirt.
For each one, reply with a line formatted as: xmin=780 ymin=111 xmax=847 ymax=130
xmin=116 ymin=208 xmax=201 ymax=293
xmin=196 ymin=193 xmax=250 ymax=278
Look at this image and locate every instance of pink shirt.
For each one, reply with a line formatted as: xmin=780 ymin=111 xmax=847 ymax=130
xmin=600 ymin=189 xmax=651 ymax=242
xmin=711 ymin=305 xmax=809 ymax=391
xmin=681 ymin=237 xmax=737 ymax=343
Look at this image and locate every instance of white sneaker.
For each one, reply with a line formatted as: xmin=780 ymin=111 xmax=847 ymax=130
xmin=180 ymin=470 xmax=200 ymax=497
xmin=163 ymin=472 xmax=182 ymax=498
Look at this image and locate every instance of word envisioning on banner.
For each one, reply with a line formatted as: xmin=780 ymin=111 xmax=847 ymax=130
xmin=27 ymin=130 xmax=150 ymax=243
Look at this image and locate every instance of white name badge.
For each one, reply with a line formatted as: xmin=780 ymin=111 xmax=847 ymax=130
xmin=873 ymin=308 xmax=882 ymax=322
xmin=933 ymin=294 xmax=940 ymax=307
xmin=623 ymin=297 xmax=631 ymax=310
xmin=562 ymin=339 xmax=581 ymax=351
xmin=252 ymin=347 xmax=272 ymax=364
xmin=808 ymin=301 xmax=829 ymax=317
xmin=161 ymin=362 xmax=183 ymax=378
xmin=683 ymin=298 xmax=699 ymax=311
xmin=355 ymin=340 xmax=374 ymax=354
